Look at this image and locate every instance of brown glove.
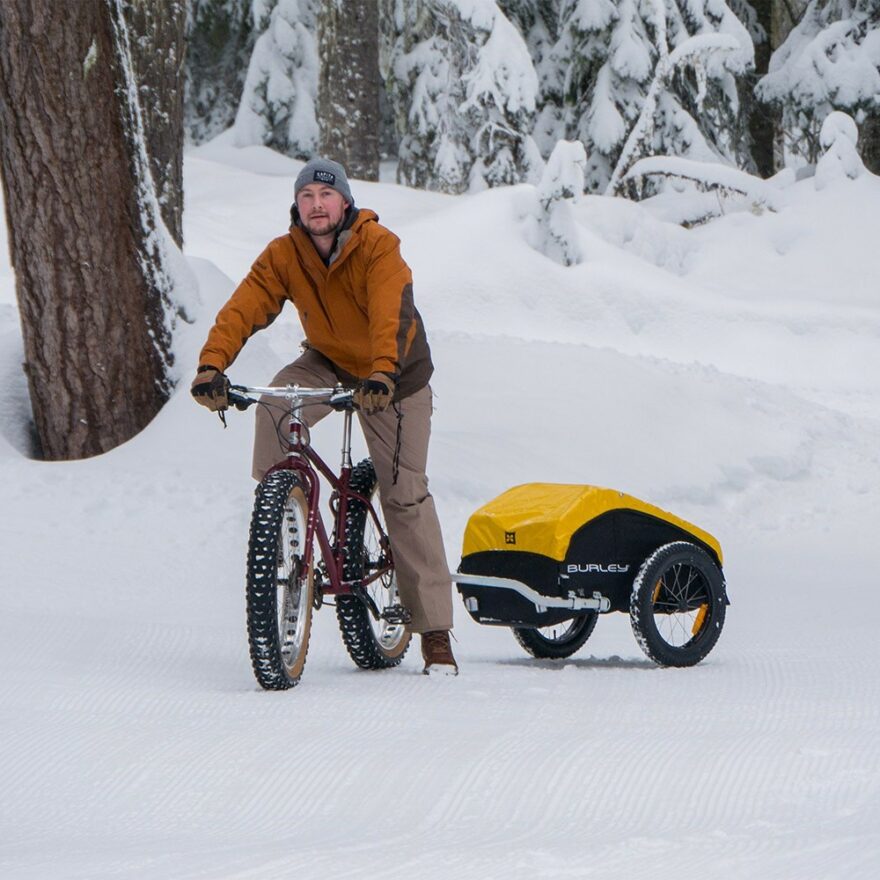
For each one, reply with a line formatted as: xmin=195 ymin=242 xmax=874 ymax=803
xmin=354 ymin=372 xmax=395 ymax=415
xmin=191 ymin=366 xmax=229 ymax=411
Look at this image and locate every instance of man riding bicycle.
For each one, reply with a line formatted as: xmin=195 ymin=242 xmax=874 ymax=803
xmin=191 ymin=157 xmax=457 ymax=675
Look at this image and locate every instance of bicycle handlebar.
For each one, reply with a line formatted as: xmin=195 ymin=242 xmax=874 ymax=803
xmin=227 ymin=383 xmax=355 ymax=412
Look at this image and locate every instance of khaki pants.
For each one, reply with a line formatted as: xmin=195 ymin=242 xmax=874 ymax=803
xmin=252 ymin=351 xmax=453 ymax=633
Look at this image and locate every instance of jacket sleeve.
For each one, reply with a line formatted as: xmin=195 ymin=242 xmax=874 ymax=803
xmin=198 ymin=243 xmax=289 ymax=372
xmin=364 ymin=230 xmax=416 ymax=378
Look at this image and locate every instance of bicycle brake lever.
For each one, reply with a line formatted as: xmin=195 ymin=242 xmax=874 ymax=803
xmin=329 ymin=390 xmax=354 ymax=412
xmin=227 ymin=385 xmax=256 ymax=411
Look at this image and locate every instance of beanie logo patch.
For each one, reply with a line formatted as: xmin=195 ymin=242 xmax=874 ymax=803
xmin=313 ymin=170 xmax=336 ymax=185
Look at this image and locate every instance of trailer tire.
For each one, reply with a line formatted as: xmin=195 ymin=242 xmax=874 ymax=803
xmin=630 ymin=541 xmax=726 ymax=667
xmin=513 ymin=613 xmax=599 ymax=659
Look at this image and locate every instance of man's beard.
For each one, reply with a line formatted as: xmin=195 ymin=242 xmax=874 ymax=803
xmin=304 ymin=214 xmax=340 ymax=237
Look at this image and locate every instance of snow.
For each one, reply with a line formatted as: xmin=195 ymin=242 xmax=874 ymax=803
xmin=816 ymin=110 xmax=866 ymax=188
xmin=525 ymin=140 xmax=588 ymax=265
xmin=2 ymin=142 xmax=880 ymax=877
xmin=761 ymin=2 xmax=880 ymax=111
xmin=107 ymin=0 xmax=198 ymax=372
xmin=624 ymin=155 xmax=784 ymax=211
xmin=393 ymin=0 xmax=539 ymax=192
xmin=757 ymin=0 xmax=880 ymax=166
xmin=82 ymin=38 xmax=98 ymax=77
xmin=455 ymin=0 xmax=538 ymax=116
xmin=231 ymin=0 xmax=318 ymax=158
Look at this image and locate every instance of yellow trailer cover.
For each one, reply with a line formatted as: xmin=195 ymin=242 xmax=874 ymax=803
xmin=462 ymin=483 xmax=722 ymax=564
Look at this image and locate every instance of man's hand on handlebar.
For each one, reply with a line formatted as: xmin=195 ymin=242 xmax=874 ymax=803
xmin=354 ymin=372 xmax=395 ymax=415
xmin=191 ymin=366 xmax=230 ymax=411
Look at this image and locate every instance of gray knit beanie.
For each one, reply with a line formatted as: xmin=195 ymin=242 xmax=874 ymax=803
xmin=294 ymin=157 xmax=354 ymax=206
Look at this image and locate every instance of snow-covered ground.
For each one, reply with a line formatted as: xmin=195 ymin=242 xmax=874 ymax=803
xmin=1 ymin=145 xmax=879 ymax=879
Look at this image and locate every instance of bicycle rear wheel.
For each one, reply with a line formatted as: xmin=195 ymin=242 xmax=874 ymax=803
xmin=336 ymin=459 xmax=411 ymax=669
xmin=246 ymin=470 xmax=314 ymax=690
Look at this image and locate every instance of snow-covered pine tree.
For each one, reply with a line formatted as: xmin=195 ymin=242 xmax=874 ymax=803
xmin=815 ymin=109 xmax=866 ymax=186
xmin=525 ymin=138 xmax=587 ymax=265
xmin=185 ymin=0 xmax=254 ymax=143
xmin=498 ymin=1 xmax=565 ymax=156
xmin=756 ymin=0 xmax=880 ymax=172
xmin=549 ymin=0 xmax=754 ymax=192
xmin=378 ymin=0 xmax=404 ymax=161
xmin=387 ymin=0 xmax=542 ymax=192
xmin=381 ymin=1 xmax=446 ymax=189
xmin=232 ymin=0 xmax=318 ymax=159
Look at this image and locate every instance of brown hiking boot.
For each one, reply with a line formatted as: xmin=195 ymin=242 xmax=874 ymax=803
xmin=421 ymin=630 xmax=458 ymax=676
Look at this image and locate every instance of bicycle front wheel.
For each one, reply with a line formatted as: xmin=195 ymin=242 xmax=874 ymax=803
xmin=246 ymin=470 xmax=314 ymax=690
xmin=336 ymin=459 xmax=411 ymax=669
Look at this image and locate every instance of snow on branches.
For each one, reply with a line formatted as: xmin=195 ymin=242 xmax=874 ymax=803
xmin=815 ymin=110 xmax=866 ymax=187
xmin=623 ymin=153 xmax=782 ymax=223
xmin=524 ymin=139 xmax=587 ymax=265
xmin=606 ymin=26 xmax=748 ymax=195
xmin=550 ymin=0 xmax=754 ymax=193
xmin=232 ymin=0 xmax=318 ymax=159
xmin=757 ymin=0 xmax=880 ymax=167
xmin=389 ymin=0 xmax=542 ymax=193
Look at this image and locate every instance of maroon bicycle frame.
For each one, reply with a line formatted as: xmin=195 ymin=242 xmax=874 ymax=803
xmin=264 ymin=403 xmax=392 ymax=597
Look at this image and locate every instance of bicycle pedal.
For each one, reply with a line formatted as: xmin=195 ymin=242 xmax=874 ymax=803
xmin=380 ymin=604 xmax=412 ymax=625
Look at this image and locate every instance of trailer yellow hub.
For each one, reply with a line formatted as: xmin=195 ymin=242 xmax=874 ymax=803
xmin=692 ymin=603 xmax=709 ymax=636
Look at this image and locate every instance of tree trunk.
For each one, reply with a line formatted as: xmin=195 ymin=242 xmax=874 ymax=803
xmin=125 ymin=0 xmax=186 ymax=246
xmin=0 ymin=0 xmax=178 ymax=460
xmin=748 ymin=0 xmax=778 ymax=178
xmin=860 ymin=111 xmax=880 ymax=175
xmin=318 ymin=0 xmax=380 ymax=181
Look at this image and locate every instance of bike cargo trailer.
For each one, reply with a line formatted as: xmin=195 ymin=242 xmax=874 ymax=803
xmin=453 ymin=483 xmax=728 ymax=666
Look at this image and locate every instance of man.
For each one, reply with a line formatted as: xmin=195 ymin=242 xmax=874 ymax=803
xmin=191 ymin=157 xmax=457 ymax=675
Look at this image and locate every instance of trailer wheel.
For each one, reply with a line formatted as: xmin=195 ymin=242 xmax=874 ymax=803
xmin=630 ymin=542 xmax=726 ymax=667
xmin=513 ymin=613 xmax=598 ymax=659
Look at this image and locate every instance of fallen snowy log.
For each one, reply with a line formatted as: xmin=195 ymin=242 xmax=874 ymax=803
xmin=624 ymin=156 xmax=783 ymax=215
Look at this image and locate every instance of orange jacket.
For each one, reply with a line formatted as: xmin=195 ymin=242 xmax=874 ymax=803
xmin=199 ymin=209 xmax=432 ymax=396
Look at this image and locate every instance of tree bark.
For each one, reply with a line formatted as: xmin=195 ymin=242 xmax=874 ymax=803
xmin=860 ymin=111 xmax=880 ymax=175
xmin=318 ymin=0 xmax=380 ymax=181
xmin=748 ymin=0 xmax=778 ymax=178
xmin=0 ymin=1 xmax=177 ymax=460
xmin=125 ymin=0 xmax=186 ymax=246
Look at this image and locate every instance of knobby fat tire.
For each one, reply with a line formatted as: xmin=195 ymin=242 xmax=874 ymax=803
xmin=246 ymin=470 xmax=314 ymax=689
xmin=630 ymin=541 xmax=726 ymax=667
xmin=336 ymin=459 xmax=411 ymax=669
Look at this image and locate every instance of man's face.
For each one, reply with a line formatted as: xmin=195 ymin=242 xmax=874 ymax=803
xmin=296 ymin=184 xmax=349 ymax=237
